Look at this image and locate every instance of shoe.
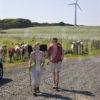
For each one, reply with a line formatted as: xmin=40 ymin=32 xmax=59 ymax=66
xmin=33 ymin=92 xmax=37 ymax=96
xmin=53 ymin=84 xmax=56 ymax=89
xmin=33 ymin=89 xmax=37 ymax=96
xmin=55 ymin=82 xmax=58 ymax=90
xmin=36 ymin=87 xmax=40 ymax=93
xmin=53 ymin=86 xmax=56 ymax=89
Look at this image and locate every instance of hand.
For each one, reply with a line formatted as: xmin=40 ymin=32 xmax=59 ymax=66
xmin=41 ymin=63 xmax=44 ymax=67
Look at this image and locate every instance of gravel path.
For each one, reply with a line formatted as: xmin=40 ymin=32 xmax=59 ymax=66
xmin=0 ymin=57 xmax=100 ymax=100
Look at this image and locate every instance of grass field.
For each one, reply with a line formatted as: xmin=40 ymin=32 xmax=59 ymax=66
xmin=0 ymin=26 xmax=100 ymax=44
xmin=0 ymin=26 xmax=100 ymax=39
xmin=0 ymin=26 xmax=100 ymax=64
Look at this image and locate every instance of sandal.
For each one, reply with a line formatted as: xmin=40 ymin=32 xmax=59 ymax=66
xmin=33 ymin=89 xmax=37 ymax=96
xmin=36 ymin=87 xmax=40 ymax=93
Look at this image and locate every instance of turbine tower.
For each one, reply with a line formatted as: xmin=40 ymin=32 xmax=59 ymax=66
xmin=68 ymin=0 xmax=82 ymax=26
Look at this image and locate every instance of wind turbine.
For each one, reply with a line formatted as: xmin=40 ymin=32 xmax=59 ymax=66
xmin=68 ymin=0 xmax=82 ymax=26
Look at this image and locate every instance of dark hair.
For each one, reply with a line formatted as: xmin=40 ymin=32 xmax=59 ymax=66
xmin=53 ymin=38 xmax=58 ymax=42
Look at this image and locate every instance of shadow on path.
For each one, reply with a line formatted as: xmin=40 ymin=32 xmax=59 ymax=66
xmin=59 ymin=88 xmax=95 ymax=97
xmin=38 ymin=92 xmax=72 ymax=100
xmin=0 ymin=78 xmax=13 ymax=86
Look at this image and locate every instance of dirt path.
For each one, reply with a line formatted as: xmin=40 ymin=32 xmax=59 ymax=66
xmin=0 ymin=57 xmax=100 ymax=100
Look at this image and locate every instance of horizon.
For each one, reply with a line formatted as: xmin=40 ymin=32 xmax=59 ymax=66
xmin=0 ymin=18 xmax=100 ymax=27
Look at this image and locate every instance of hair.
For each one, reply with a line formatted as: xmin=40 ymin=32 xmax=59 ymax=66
xmin=32 ymin=42 xmax=40 ymax=50
xmin=35 ymin=42 xmax=40 ymax=46
xmin=53 ymin=38 xmax=58 ymax=43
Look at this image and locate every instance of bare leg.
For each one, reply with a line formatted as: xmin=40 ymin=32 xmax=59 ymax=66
xmin=32 ymin=83 xmax=37 ymax=96
xmin=56 ymin=71 xmax=60 ymax=88
xmin=53 ymin=71 xmax=56 ymax=84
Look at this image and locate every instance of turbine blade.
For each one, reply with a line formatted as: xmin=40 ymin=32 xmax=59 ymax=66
xmin=77 ymin=3 xmax=82 ymax=11
xmin=76 ymin=0 xmax=79 ymax=3
xmin=68 ymin=3 xmax=75 ymax=5
xmin=74 ymin=0 xmax=78 ymax=3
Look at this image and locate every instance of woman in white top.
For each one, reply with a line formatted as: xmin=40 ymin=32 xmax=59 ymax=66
xmin=29 ymin=43 xmax=45 ymax=96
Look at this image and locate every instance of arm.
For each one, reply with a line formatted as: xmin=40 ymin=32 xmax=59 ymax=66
xmin=41 ymin=52 xmax=45 ymax=67
xmin=29 ymin=52 xmax=35 ymax=70
xmin=58 ymin=43 xmax=64 ymax=61
xmin=29 ymin=55 xmax=32 ymax=70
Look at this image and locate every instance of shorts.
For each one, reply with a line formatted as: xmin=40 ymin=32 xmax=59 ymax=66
xmin=50 ymin=61 xmax=62 ymax=73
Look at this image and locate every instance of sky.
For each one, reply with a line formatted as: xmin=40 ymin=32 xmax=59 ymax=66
xmin=0 ymin=0 xmax=100 ymax=26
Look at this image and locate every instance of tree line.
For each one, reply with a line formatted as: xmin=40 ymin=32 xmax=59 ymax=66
xmin=0 ymin=18 xmax=74 ymax=29
xmin=0 ymin=19 xmax=32 ymax=29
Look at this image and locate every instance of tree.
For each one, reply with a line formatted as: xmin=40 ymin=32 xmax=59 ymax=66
xmin=0 ymin=18 xmax=32 ymax=29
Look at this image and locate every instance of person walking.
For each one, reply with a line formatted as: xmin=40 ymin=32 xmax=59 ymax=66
xmin=48 ymin=38 xmax=64 ymax=90
xmin=29 ymin=43 xmax=45 ymax=96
